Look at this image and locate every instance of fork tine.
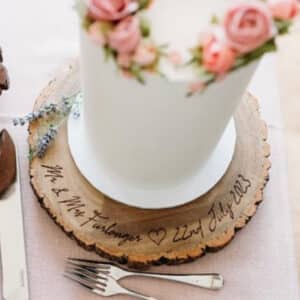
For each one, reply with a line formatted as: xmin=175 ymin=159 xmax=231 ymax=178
xmin=70 ymin=265 xmax=100 ymax=278
xmin=64 ymin=272 xmax=105 ymax=293
xmin=65 ymin=262 xmax=158 ymax=300
xmin=68 ymin=257 xmax=111 ymax=270
xmin=66 ymin=260 xmax=110 ymax=275
xmin=66 ymin=264 xmax=108 ymax=285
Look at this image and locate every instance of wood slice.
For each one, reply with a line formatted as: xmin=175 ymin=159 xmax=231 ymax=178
xmin=29 ymin=60 xmax=271 ymax=268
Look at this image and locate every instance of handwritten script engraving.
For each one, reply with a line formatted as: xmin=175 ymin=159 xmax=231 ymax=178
xmin=148 ymin=228 xmax=167 ymax=246
xmin=173 ymin=219 xmax=204 ymax=243
xmin=42 ymin=164 xmax=254 ymax=248
xmin=81 ymin=210 xmax=142 ymax=246
xmin=52 ymin=188 xmax=69 ymax=197
xmin=41 ymin=165 xmax=63 ymax=183
xmin=80 ymin=210 xmax=109 ymax=227
xmin=208 ymin=174 xmax=251 ymax=232
xmin=59 ymin=196 xmax=86 ymax=217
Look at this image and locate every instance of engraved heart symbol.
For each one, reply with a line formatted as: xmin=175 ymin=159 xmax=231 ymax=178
xmin=147 ymin=228 xmax=167 ymax=246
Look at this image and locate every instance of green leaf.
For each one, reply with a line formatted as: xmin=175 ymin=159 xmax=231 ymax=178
xmin=185 ymin=57 xmax=197 ymax=66
xmin=190 ymin=35 xmax=278 ymax=96
xmin=243 ymin=39 xmax=277 ymax=63
xmin=233 ymin=57 xmax=245 ymax=68
xmin=82 ymin=16 xmax=93 ymax=30
xmin=130 ymin=63 xmax=146 ymax=84
xmin=103 ymin=46 xmax=115 ymax=62
xmin=140 ymin=18 xmax=151 ymax=37
xmin=192 ymin=47 xmax=203 ymax=61
xmin=274 ymin=19 xmax=293 ymax=35
xmin=232 ymin=39 xmax=277 ymax=71
xmin=138 ymin=0 xmax=151 ymax=10
xmin=197 ymin=67 xmax=215 ymax=81
xmin=210 ymin=14 xmax=220 ymax=25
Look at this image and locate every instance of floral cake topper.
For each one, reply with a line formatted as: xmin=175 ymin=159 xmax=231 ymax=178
xmin=188 ymin=0 xmax=299 ymax=95
xmin=76 ymin=0 xmax=299 ymax=94
xmin=77 ymin=0 xmax=163 ymax=83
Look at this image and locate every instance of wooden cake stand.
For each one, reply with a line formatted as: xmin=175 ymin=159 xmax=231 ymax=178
xmin=29 ymin=61 xmax=271 ymax=268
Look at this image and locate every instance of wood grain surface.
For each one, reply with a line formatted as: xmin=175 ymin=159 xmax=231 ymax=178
xmin=29 ymin=61 xmax=271 ymax=268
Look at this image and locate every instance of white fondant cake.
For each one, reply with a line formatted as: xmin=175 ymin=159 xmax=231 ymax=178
xmin=70 ymin=0 xmax=260 ymax=206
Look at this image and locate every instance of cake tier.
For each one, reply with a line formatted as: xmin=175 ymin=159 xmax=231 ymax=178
xmin=79 ymin=27 xmax=258 ymax=189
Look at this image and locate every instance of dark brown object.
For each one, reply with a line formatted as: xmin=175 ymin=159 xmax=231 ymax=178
xmin=0 ymin=48 xmax=9 ymax=95
xmin=0 ymin=130 xmax=16 ymax=196
xmin=29 ymin=61 xmax=271 ymax=268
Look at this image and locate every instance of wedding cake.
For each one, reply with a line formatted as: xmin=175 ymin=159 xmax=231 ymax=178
xmin=69 ymin=0 xmax=298 ymax=208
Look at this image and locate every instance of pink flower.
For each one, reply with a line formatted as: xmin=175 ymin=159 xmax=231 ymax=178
xmin=133 ymin=44 xmax=157 ymax=66
xmin=117 ymin=53 xmax=132 ymax=68
xmin=202 ymin=31 xmax=237 ymax=75
xmin=88 ymin=22 xmax=107 ymax=46
xmin=188 ymin=81 xmax=206 ymax=94
xmin=88 ymin=0 xmax=138 ymax=21
xmin=224 ymin=1 xmax=276 ymax=54
xmin=108 ymin=16 xmax=141 ymax=53
xmin=269 ymin=0 xmax=299 ymax=20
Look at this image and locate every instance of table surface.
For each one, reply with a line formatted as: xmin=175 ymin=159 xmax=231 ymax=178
xmin=0 ymin=1 xmax=299 ymax=299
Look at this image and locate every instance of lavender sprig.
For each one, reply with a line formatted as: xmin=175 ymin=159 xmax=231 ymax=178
xmin=15 ymin=92 xmax=82 ymax=160
xmin=34 ymin=125 xmax=58 ymax=159
xmin=13 ymin=103 xmax=58 ymax=126
xmin=13 ymin=93 xmax=81 ymax=127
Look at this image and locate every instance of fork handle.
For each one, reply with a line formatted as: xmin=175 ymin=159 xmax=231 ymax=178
xmin=119 ymin=287 xmax=157 ymax=300
xmin=127 ymin=273 xmax=224 ymax=290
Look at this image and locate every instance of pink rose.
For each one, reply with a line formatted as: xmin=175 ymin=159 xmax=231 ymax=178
xmin=108 ymin=16 xmax=141 ymax=53
xmin=88 ymin=22 xmax=107 ymax=46
xmin=269 ymin=0 xmax=299 ymax=20
xmin=133 ymin=44 xmax=157 ymax=66
xmin=224 ymin=1 xmax=276 ymax=54
xmin=202 ymin=31 xmax=236 ymax=75
xmin=88 ymin=0 xmax=138 ymax=21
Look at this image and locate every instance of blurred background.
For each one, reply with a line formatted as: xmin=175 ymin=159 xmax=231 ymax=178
xmin=278 ymin=18 xmax=300 ymax=281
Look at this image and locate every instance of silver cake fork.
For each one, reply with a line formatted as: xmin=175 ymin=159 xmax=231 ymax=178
xmin=64 ymin=264 xmax=157 ymax=300
xmin=67 ymin=258 xmax=224 ymax=290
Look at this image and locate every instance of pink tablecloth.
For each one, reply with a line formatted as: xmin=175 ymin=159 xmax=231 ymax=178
xmin=0 ymin=1 xmax=299 ymax=299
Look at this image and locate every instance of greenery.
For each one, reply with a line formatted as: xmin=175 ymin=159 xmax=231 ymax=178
xmin=130 ymin=63 xmax=146 ymax=84
xmin=103 ymin=45 xmax=117 ymax=62
xmin=275 ymin=19 xmax=293 ymax=35
xmin=75 ymin=0 xmax=297 ymax=95
xmin=233 ymin=39 xmax=277 ymax=70
xmin=140 ymin=18 xmax=151 ymax=38
xmin=82 ymin=16 xmax=93 ymax=30
xmin=188 ymin=37 xmax=279 ymax=96
xmin=138 ymin=0 xmax=151 ymax=10
xmin=14 ymin=93 xmax=82 ymax=160
xmin=210 ymin=14 xmax=220 ymax=25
